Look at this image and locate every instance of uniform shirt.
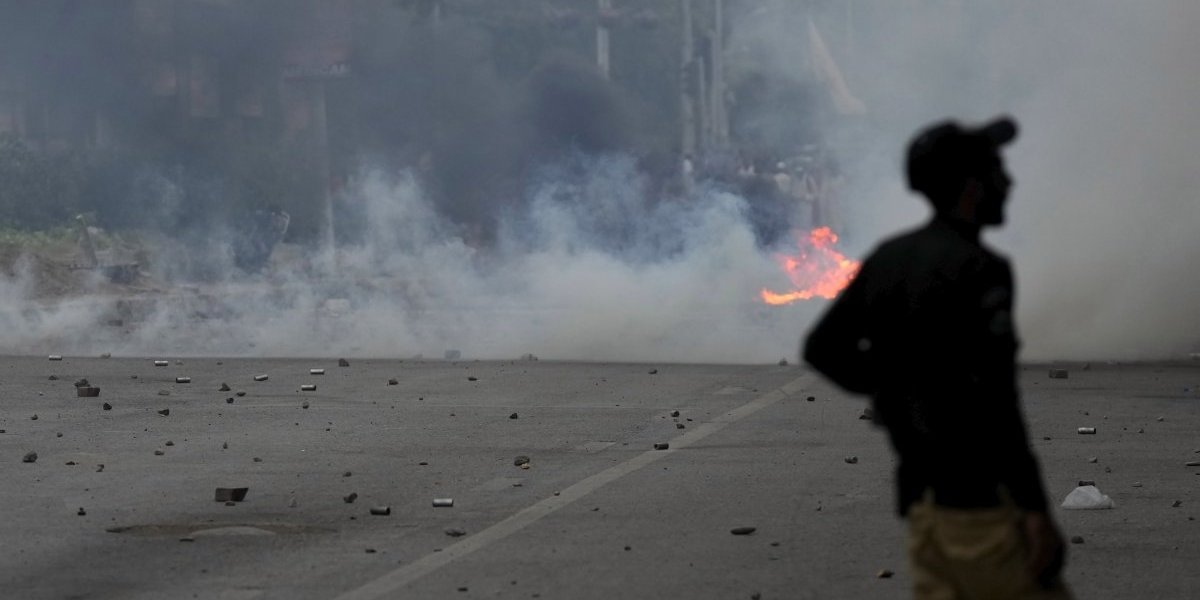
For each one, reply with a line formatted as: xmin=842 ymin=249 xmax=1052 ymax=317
xmin=804 ymin=216 xmax=1048 ymax=516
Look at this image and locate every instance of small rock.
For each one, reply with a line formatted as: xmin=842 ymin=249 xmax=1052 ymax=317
xmin=369 ymin=506 xmax=391 ymax=516
xmin=520 ymin=353 xmax=538 ymax=361
xmin=225 ymin=397 xmax=234 ymax=404
xmin=806 ymin=395 xmax=815 ymax=402
xmin=214 ymin=487 xmax=248 ymax=502
xmin=670 ymin=410 xmax=680 ymax=417
xmin=236 ymin=391 xmax=246 ymax=397
xmin=22 ymin=451 xmax=37 ymax=463
xmin=387 ymin=378 xmax=398 ymax=385
xmin=338 ymin=358 xmax=350 ymax=367
xmin=179 ymin=537 xmax=195 ymax=542
xmin=845 ymin=456 xmax=859 ymax=464
xmin=343 ymin=471 xmax=352 ymax=477
xmin=77 ymin=507 xmax=86 ymax=516
xmin=648 ymin=369 xmax=658 ymax=375
xmin=300 ymin=384 xmax=316 ymax=392
xmin=653 ymin=442 xmax=670 ymax=450
xmin=1186 ymin=461 xmax=1200 ymax=467
xmin=676 ymin=423 xmax=685 ymax=429
xmin=730 ymin=527 xmax=756 ymax=535
xmin=877 ymin=569 xmax=894 ymax=579
xmin=364 ymin=548 xmax=376 ymax=553
xmin=343 ymin=492 xmax=358 ymax=504
xmin=100 ymin=353 xmax=111 ymax=359
xmin=509 ymin=412 xmax=519 ymax=419
xmin=1088 ymin=457 xmax=1098 ymax=463
xmin=1137 ymin=428 xmax=1145 ymax=434
xmin=1070 ymin=535 xmax=1084 ymax=544
xmin=77 ymin=386 xmax=100 ymax=397
xmin=222 ymin=442 xmax=228 ymax=449
xmin=48 ymin=375 xmax=58 ymax=381
xmin=102 ymin=403 xmax=112 ymax=410
xmin=513 ymin=455 xmax=531 ymax=466
xmin=56 ymin=432 xmax=63 ymax=438
xmin=1172 ymin=500 xmax=1182 ymax=508
xmin=445 ymin=528 xmax=466 ymax=537
xmin=467 ymin=376 xmax=478 ymax=381
xmin=96 ymin=464 xmax=104 ymax=472
xmin=74 ymin=378 xmax=89 ymax=388
xmin=301 ymin=401 xmax=310 ymax=409
xmin=1104 ymin=466 xmax=1112 ymax=473
xmin=219 ymin=383 xmax=231 ymax=391
xmin=1132 ymin=482 xmax=1143 ymax=487
xmin=154 ymin=450 xmax=164 ymax=456
xmin=253 ymin=457 xmax=262 ymax=462
xmin=288 ymin=496 xmax=298 ymax=508
xmin=1157 ymin=416 xmax=1165 ymax=422
xmin=65 ymin=461 xmax=76 ymax=466
xmin=175 ymin=360 xmax=183 ymax=366
xmin=31 ymin=414 xmax=38 ymax=420
xmin=165 ymin=440 xmax=174 ymax=446
xmin=157 ymin=409 xmax=170 ymax=416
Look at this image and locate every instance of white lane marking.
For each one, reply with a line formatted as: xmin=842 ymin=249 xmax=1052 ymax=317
xmin=332 ymin=374 xmax=809 ymax=600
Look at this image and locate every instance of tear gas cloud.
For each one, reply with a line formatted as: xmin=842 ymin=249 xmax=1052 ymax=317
xmin=2 ymin=1 xmax=1196 ymax=362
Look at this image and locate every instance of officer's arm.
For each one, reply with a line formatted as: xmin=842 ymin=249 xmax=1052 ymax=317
xmin=803 ymin=262 xmax=875 ymax=395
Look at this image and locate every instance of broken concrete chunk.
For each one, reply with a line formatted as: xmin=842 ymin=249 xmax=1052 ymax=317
xmin=513 ymin=455 xmax=531 ymax=466
xmin=509 ymin=412 xmax=519 ymax=419
xmin=676 ymin=423 xmax=685 ymax=429
xmin=48 ymin=375 xmax=58 ymax=381
xmin=338 ymin=358 xmax=350 ymax=367
xmin=1088 ymin=457 xmax=1098 ymax=463
xmin=154 ymin=360 xmax=168 ymax=367
xmin=1049 ymin=369 xmax=1069 ymax=379
xmin=730 ymin=527 xmax=756 ymax=535
xmin=236 ymin=391 xmax=246 ymax=397
xmin=48 ymin=355 xmax=63 ymax=361
xmin=369 ymin=506 xmax=391 ymax=516
xmin=300 ymin=385 xmax=316 ymax=392
xmin=859 ymin=407 xmax=875 ymax=420
xmin=1061 ymin=485 xmax=1115 ymax=509
xmin=77 ymin=387 xmax=100 ymax=398
xmin=214 ymin=487 xmax=249 ymax=502
xmin=301 ymin=401 xmax=310 ymax=409
xmin=653 ymin=442 xmax=670 ymax=450
xmin=22 ymin=451 xmax=37 ymax=463
xmin=175 ymin=377 xmax=191 ymax=384
xmin=467 ymin=376 xmax=478 ymax=382
xmin=1077 ymin=427 xmax=1096 ymax=435
xmin=157 ymin=409 xmax=170 ymax=416
xmin=310 ymin=368 xmax=325 ymax=375
xmin=343 ymin=492 xmax=358 ymax=504
xmin=432 ymin=498 xmax=454 ymax=507
xmin=806 ymin=396 xmax=816 ymax=402
xmin=387 ymin=378 xmax=399 ymax=386
xmin=226 ymin=398 xmax=234 ymax=404
xmin=845 ymin=456 xmax=859 ymax=464
xmin=102 ymin=403 xmax=112 ymax=410
xmin=1078 ymin=480 xmax=1096 ymax=487
xmin=1172 ymin=500 xmax=1183 ymax=508
xmin=153 ymin=450 xmax=164 ymax=456
xmin=219 ymin=383 xmax=231 ymax=392
xmin=165 ymin=441 xmax=174 ymax=447
xmin=253 ymin=375 xmax=268 ymax=382
xmin=74 ymin=378 xmax=90 ymax=388
xmin=670 ymin=410 xmax=680 ymax=417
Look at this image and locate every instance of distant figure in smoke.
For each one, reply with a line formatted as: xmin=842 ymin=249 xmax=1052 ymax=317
xmin=804 ymin=117 xmax=1072 ymax=599
xmin=233 ymin=207 xmax=290 ymax=273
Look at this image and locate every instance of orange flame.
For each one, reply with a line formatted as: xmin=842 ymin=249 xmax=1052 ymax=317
xmin=760 ymin=226 xmax=861 ymax=305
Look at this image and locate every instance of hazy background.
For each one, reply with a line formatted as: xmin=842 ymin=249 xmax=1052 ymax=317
xmin=0 ymin=1 xmax=1195 ymax=362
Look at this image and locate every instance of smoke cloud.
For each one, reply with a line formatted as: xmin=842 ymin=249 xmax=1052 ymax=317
xmin=2 ymin=2 xmax=1196 ymax=363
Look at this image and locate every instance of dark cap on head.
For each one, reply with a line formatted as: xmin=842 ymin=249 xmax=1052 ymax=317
xmin=906 ymin=116 xmax=1018 ymax=201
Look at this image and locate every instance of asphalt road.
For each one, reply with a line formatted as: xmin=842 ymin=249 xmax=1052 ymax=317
xmin=1 ymin=356 xmax=1197 ymax=599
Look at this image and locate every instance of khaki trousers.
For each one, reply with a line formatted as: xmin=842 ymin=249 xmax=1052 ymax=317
xmin=908 ymin=495 xmax=1073 ymax=600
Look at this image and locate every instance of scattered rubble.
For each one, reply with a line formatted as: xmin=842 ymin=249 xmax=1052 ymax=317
xmin=676 ymin=423 xmax=685 ymax=429
xmin=369 ymin=506 xmax=391 ymax=516
xmin=22 ymin=451 xmax=37 ymax=463
xmin=214 ymin=487 xmax=249 ymax=502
